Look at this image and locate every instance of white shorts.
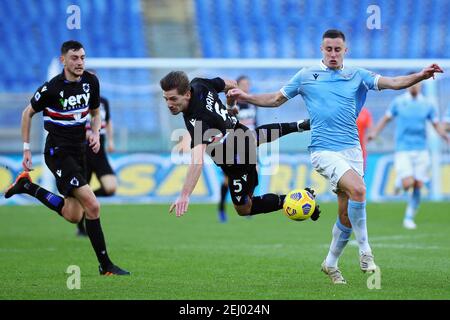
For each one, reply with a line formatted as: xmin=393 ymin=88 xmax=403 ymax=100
xmin=394 ymin=150 xmax=430 ymax=182
xmin=310 ymin=146 xmax=364 ymax=193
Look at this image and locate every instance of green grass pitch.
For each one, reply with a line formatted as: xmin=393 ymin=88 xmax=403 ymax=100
xmin=0 ymin=202 xmax=449 ymax=300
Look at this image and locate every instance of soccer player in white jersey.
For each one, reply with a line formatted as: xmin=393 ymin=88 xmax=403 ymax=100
xmin=369 ymin=81 xmax=449 ymax=229
xmin=228 ymin=29 xmax=444 ymax=284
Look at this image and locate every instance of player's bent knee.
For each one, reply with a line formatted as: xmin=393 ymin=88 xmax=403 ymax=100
xmin=84 ymin=199 xmax=101 ymax=219
xmin=351 ymin=184 xmax=366 ymax=201
xmin=235 ymin=204 xmax=251 ymax=216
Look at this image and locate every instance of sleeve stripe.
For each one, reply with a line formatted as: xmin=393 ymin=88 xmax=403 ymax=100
xmin=280 ymin=88 xmax=292 ymax=100
xmin=374 ymin=74 xmax=381 ymax=91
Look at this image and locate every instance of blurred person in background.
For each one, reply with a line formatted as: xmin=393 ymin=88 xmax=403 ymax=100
xmin=356 ymin=106 xmax=373 ymax=172
xmin=369 ymin=81 xmax=449 ymax=229
xmin=217 ymin=75 xmax=258 ymax=223
xmin=77 ymin=70 xmax=117 ymax=237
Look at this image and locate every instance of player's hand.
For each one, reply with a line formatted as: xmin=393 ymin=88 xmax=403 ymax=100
xmin=107 ymin=141 xmax=115 ymax=153
xmin=89 ymin=131 xmax=100 ymax=153
xmin=420 ymin=64 xmax=444 ymax=80
xmin=22 ymin=150 xmax=32 ymax=172
xmin=443 ymin=134 xmax=450 ymax=144
xmin=227 ymin=88 xmax=249 ymax=102
xmin=367 ymin=132 xmax=376 ymax=142
xmin=304 ymin=187 xmax=321 ymax=221
xmin=169 ymin=195 xmax=190 ymax=217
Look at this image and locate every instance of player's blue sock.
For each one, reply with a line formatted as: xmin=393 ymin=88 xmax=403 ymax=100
xmin=405 ymin=187 xmax=421 ymax=220
xmin=347 ymin=200 xmax=372 ymax=255
xmin=23 ymin=181 xmax=64 ymax=215
xmin=325 ymin=218 xmax=352 ymax=268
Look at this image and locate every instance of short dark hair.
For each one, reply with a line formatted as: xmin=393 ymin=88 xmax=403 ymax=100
xmin=322 ymin=29 xmax=346 ymax=42
xmin=61 ymin=40 xmax=84 ymax=55
xmin=160 ymin=71 xmax=190 ymax=94
xmin=236 ymin=75 xmax=249 ymax=84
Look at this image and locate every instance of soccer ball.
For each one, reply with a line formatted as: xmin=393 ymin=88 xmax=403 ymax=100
xmin=283 ymin=189 xmax=316 ymax=221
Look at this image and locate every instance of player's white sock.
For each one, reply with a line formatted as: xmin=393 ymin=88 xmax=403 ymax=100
xmin=405 ymin=187 xmax=420 ymax=221
xmin=325 ymin=219 xmax=352 ymax=268
xmin=348 ymin=200 xmax=372 ymax=255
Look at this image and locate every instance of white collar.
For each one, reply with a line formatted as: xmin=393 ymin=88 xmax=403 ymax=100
xmin=320 ymin=60 xmax=344 ymax=71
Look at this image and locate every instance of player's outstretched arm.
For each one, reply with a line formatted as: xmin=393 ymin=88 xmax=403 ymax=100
xmin=378 ymin=64 xmax=444 ymax=90
xmin=169 ymin=143 xmax=207 ymax=217
xmin=432 ymin=122 xmax=450 ymax=144
xmin=368 ymin=115 xmax=391 ymax=142
xmin=227 ymin=88 xmax=287 ymax=108
xmin=21 ymin=104 xmax=35 ymax=171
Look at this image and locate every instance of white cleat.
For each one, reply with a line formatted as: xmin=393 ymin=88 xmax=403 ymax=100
xmin=403 ymin=219 xmax=417 ymax=230
xmin=321 ymin=261 xmax=347 ymax=284
xmin=360 ymin=252 xmax=377 ymax=273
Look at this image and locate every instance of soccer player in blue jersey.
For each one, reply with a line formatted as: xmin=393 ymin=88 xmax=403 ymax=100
xmin=369 ymin=81 xmax=449 ymax=229
xmin=228 ymin=29 xmax=444 ymax=284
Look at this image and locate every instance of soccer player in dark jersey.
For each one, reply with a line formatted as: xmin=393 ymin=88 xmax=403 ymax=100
xmin=218 ymin=75 xmax=258 ymax=222
xmin=4 ymin=41 xmax=129 ymax=276
xmin=76 ymin=70 xmax=117 ymax=237
xmin=160 ymin=71 xmax=318 ymax=219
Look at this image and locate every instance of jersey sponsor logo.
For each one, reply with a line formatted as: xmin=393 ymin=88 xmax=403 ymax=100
xmin=189 ymin=118 xmax=196 ymax=127
xmin=59 ymin=93 xmax=90 ymax=110
xmin=242 ymin=174 xmax=247 ymax=181
xmin=56 ymin=169 xmax=62 ymax=177
xmin=313 ymin=73 xmax=319 ymax=80
xmin=235 ymin=196 xmax=241 ymax=202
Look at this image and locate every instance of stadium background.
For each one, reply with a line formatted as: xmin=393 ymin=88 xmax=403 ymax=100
xmin=1 ymin=0 xmax=450 ymax=204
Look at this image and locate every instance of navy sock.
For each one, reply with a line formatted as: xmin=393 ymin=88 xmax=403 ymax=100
xmin=77 ymin=216 xmax=86 ymax=233
xmin=85 ymin=218 xmax=113 ymax=269
xmin=23 ymin=181 xmax=64 ymax=215
xmin=94 ymin=187 xmax=112 ymax=197
xmin=255 ymin=123 xmax=299 ymax=145
xmin=219 ymin=183 xmax=228 ymax=211
xmin=250 ymin=194 xmax=285 ymax=215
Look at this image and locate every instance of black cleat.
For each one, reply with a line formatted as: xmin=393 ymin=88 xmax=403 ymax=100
xmin=304 ymin=187 xmax=321 ymax=221
xmin=297 ymin=119 xmax=311 ymax=132
xmin=99 ymin=264 xmax=131 ymax=276
xmin=4 ymin=171 xmax=32 ymax=199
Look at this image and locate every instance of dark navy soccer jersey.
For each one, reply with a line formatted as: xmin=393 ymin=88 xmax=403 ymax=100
xmin=30 ymin=70 xmax=100 ymax=147
xmin=183 ymin=77 xmax=238 ymax=149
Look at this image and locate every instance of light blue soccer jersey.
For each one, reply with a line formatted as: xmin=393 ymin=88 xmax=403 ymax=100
xmin=280 ymin=61 xmax=380 ymax=152
xmin=386 ymin=92 xmax=438 ymax=151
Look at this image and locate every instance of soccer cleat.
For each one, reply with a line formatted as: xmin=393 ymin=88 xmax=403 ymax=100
xmin=403 ymin=219 xmax=417 ymax=230
xmin=99 ymin=264 xmax=131 ymax=276
xmin=360 ymin=252 xmax=377 ymax=273
xmin=321 ymin=261 xmax=347 ymax=284
xmin=218 ymin=210 xmax=227 ymax=223
xmin=297 ymin=119 xmax=311 ymax=132
xmin=4 ymin=171 xmax=32 ymax=199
